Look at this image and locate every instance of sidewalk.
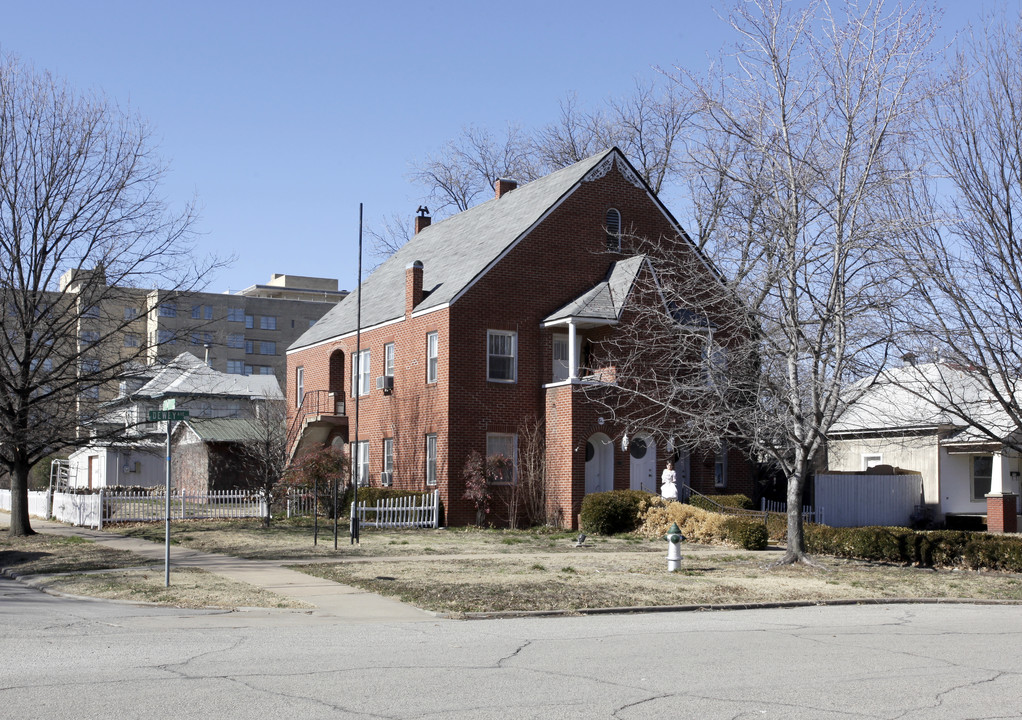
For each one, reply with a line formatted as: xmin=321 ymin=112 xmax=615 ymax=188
xmin=0 ymin=512 xmax=435 ymax=622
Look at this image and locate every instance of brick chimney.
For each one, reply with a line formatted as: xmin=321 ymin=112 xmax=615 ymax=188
xmin=414 ymin=205 xmax=431 ymax=234
xmin=495 ymin=178 xmax=517 ymax=199
xmin=406 ymin=260 xmax=423 ymax=318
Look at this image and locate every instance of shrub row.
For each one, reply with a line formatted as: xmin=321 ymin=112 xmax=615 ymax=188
xmin=635 ymin=496 xmax=770 ymax=550
xmin=804 ymin=525 xmax=1022 ymax=572
xmin=689 ymin=493 xmax=754 ymax=512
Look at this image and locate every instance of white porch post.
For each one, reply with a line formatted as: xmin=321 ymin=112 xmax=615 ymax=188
xmin=567 ymin=320 xmax=578 ymax=381
xmin=991 ymin=453 xmax=1005 ymax=495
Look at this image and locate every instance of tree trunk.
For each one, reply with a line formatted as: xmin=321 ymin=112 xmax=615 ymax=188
xmin=8 ymin=462 xmax=35 ymax=537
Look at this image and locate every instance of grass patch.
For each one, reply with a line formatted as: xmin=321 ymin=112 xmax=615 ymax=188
xmin=1 ymin=531 xmax=157 ymax=575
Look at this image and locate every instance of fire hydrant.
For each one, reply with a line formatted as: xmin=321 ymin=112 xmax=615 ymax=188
xmin=665 ymin=522 xmax=683 ymax=572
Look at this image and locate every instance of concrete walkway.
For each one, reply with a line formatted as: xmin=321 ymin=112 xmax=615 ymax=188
xmin=0 ymin=512 xmax=435 ymax=623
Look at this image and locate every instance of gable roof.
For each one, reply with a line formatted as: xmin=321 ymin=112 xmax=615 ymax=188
xmin=831 ymin=362 xmax=1019 ymax=443
xmin=133 ymin=353 xmax=282 ymax=401
xmin=543 ymin=255 xmax=647 ymax=325
xmin=175 ymin=417 xmax=268 ymax=443
xmin=290 ymin=148 xmax=703 ymax=353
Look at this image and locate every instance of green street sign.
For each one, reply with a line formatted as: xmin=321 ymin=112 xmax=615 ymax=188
xmin=148 ymin=410 xmax=190 ymax=422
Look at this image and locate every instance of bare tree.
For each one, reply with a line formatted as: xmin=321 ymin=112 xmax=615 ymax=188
xmin=0 ymin=56 xmax=216 ymax=536
xmin=895 ymin=11 xmax=1022 ymax=450
xmin=235 ymin=399 xmax=288 ymax=527
xmin=595 ymin=0 xmax=939 ymax=564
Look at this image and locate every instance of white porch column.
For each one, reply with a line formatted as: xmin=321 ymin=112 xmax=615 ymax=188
xmin=990 ymin=453 xmax=1005 ymax=495
xmin=567 ymin=320 xmax=578 ymax=380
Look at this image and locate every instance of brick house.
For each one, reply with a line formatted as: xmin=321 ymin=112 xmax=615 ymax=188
xmin=286 ymin=148 xmax=752 ymax=527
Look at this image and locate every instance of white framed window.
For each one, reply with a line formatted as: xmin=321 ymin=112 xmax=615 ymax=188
xmin=714 ymin=443 xmax=728 ymax=489
xmin=605 ymin=208 xmax=622 ymax=251
xmin=352 ymin=440 xmax=369 ymax=486
xmin=971 ymin=455 xmax=993 ymax=501
xmin=295 ymin=366 xmax=304 ymax=408
xmin=426 ymin=434 xmax=437 ymax=486
xmin=353 ymin=348 xmax=371 ymax=396
xmin=260 ymin=316 xmax=277 ymax=330
xmin=487 ymin=330 xmax=516 ymax=382
xmin=382 ymin=438 xmax=394 ymax=485
xmin=384 ymin=342 xmax=395 ymax=377
xmin=426 ymin=332 xmax=438 ymax=383
xmin=552 ymin=334 xmax=569 ymax=382
xmin=862 ymin=454 xmax=883 ymax=471
xmin=486 ymin=433 xmax=517 ymax=484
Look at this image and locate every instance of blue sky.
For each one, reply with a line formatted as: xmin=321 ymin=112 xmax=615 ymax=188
xmin=1 ymin=1 xmax=1015 ymax=294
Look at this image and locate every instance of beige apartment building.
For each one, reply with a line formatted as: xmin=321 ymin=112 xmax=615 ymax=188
xmin=61 ymin=269 xmax=346 ymax=400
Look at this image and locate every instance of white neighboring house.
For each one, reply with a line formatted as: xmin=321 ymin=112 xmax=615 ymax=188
xmin=828 ymin=361 xmax=1022 ymax=527
xmin=68 ymin=352 xmax=282 ymax=490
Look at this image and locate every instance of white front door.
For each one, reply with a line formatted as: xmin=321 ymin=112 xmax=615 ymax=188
xmin=629 ymin=434 xmax=656 ymax=492
xmin=585 ymin=433 xmax=613 ymax=494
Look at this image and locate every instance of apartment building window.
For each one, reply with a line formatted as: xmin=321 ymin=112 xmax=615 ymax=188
xmin=382 ymin=438 xmax=394 ymax=485
xmin=123 ymin=333 xmax=140 ymax=348
xmin=486 ymin=433 xmax=516 ymax=484
xmin=384 ymin=343 xmax=395 ymax=378
xmin=227 ymin=307 xmax=244 ymax=322
xmin=82 ymin=304 xmax=99 ymax=319
xmin=227 ymin=333 xmax=244 ymax=349
xmin=426 ymin=434 xmax=437 ymax=486
xmin=353 ymin=349 xmax=371 ymax=396
xmin=190 ymin=332 xmax=212 ymax=345
xmin=80 ymin=330 xmax=100 ymax=345
xmin=158 ymin=330 xmax=176 ymax=345
xmin=79 ymin=358 xmax=100 ymax=374
xmin=244 ymin=364 xmax=254 ymax=376
xmin=158 ymin=302 xmax=177 ymax=317
xmin=245 ymin=340 xmax=254 ymax=355
xmin=191 ymin=305 xmax=201 ymax=319
xmin=260 ymin=316 xmax=277 ymax=330
xmin=259 ymin=341 xmax=275 ymax=355
xmin=295 ymin=366 xmax=304 ymax=407
xmin=352 ymin=440 xmax=369 ymax=486
xmin=124 ymin=307 xmax=139 ymax=321
xmin=80 ymin=386 xmax=99 ymax=400
xmin=487 ymin=330 xmax=516 ymax=382
xmin=227 ymin=360 xmax=245 ymax=374
xmin=426 ymin=332 xmax=438 ymax=384
xmin=258 ymin=366 xmax=273 ymax=375
xmin=245 ymin=315 xmax=254 ymax=329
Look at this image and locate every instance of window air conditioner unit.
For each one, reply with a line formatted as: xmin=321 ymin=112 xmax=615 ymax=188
xmin=380 ymin=471 xmax=392 ymax=486
xmin=375 ymin=375 xmax=394 ymax=391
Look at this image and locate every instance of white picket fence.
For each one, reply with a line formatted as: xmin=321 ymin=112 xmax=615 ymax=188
xmin=102 ymin=490 xmax=266 ymax=526
xmin=351 ymin=490 xmax=439 ymax=529
xmin=761 ymin=498 xmax=823 ymax=525
xmin=0 ymin=489 xmax=52 ymax=519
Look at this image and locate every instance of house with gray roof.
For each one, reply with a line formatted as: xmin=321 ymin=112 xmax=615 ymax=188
xmin=286 ymin=148 xmax=751 ymax=528
xmin=828 ymin=361 xmax=1022 ymax=531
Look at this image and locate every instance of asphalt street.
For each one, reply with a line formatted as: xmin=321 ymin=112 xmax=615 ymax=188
xmin=2 ymin=577 xmax=1021 ymax=719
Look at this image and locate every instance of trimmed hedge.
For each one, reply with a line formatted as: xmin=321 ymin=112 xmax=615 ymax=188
xmin=722 ymin=517 xmax=769 ymax=550
xmin=804 ymin=525 xmax=1022 ymax=572
xmin=689 ymin=494 xmax=754 ymax=512
xmin=580 ymin=490 xmax=655 ymax=535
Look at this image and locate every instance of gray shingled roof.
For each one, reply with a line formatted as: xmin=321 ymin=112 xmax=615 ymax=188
xmin=134 ymin=353 xmax=282 ymax=401
xmin=289 ymin=149 xmax=619 ymax=351
xmin=543 ymin=255 xmax=647 ymax=324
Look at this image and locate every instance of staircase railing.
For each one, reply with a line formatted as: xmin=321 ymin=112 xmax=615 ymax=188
xmin=286 ymin=390 xmax=345 ymax=456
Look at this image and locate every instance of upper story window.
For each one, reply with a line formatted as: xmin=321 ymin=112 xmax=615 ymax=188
xmin=82 ymin=304 xmax=99 ymax=319
xmin=123 ymin=332 xmax=140 ymax=348
xmin=606 ymin=208 xmax=622 ymax=251
xmin=227 ymin=307 xmax=245 ymax=322
xmin=259 ymin=341 xmax=276 ymax=355
xmin=426 ymin=332 xmax=438 ymax=384
xmin=80 ymin=330 xmax=100 ymax=345
xmin=158 ymin=330 xmax=176 ymax=345
xmin=245 ymin=315 xmax=254 ymax=329
xmin=384 ymin=343 xmax=395 ymax=378
xmin=158 ymin=302 xmax=177 ymax=317
xmin=227 ymin=333 xmax=244 ymax=349
xmin=191 ymin=305 xmax=201 ymax=319
xmin=124 ymin=307 xmax=139 ymax=321
xmin=487 ymin=330 xmax=516 ymax=383
xmin=226 ymin=360 xmax=245 ymax=375
xmin=260 ymin=316 xmax=277 ymax=331
xmin=353 ymin=348 xmax=371 ymax=396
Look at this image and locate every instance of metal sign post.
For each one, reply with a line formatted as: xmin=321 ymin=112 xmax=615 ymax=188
xmin=149 ymin=408 xmax=190 ymax=586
